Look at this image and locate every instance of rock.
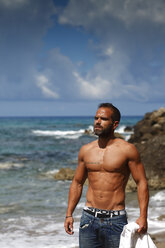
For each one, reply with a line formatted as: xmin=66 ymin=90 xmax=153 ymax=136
xmin=129 ymin=107 xmax=165 ymax=143
xmin=140 ymin=133 xmax=152 ymax=141
xmin=126 ymin=178 xmax=137 ymax=192
xmin=134 ymin=135 xmax=165 ymax=180
xmin=124 ymin=126 xmax=133 ymax=132
xmin=157 ymin=215 xmax=165 ymax=221
xmin=151 ymin=123 xmax=162 ymax=135
xmin=150 ymin=107 xmax=165 ymax=120
xmin=157 ymin=116 xmax=165 ymax=125
xmin=84 ymin=129 xmax=94 ymax=135
xmin=54 ymin=168 xmax=75 ymax=180
xmin=144 ymin=112 xmax=152 ymax=120
xmin=114 ymin=132 xmax=125 ymax=139
xmin=148 ymin=177 xmax=165 ymax=190
xmin=54 ymin=167 xmax=89 ymax=185
xmin=129 ymin=107 xmax=165 ymax=190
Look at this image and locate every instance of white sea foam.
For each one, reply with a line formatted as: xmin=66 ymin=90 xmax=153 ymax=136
xmin=77 ymin=202 xmax=85 ymax=209
xmin=0 ymin=216 xmax=79 ymax=248
xmin=32 ymin=129 xmax=85 ymax=139
xmin=116 ymin=125 xmax=133 ymax=141
xmin=32 ymin=125 xmax=94 ymax=139
xmin=32 ymin=125 xmax=132 ymax=140
xmin=150 ymin=190 xmax=165 ymax=202
xmin=0 ymin=162 xmax=24 ymax=170
xmin=87 ymin=125 xmax=93 ymax=132
xmin=39 ymin=169 xmax=59 ymax=179
xmin=126 ymin=190 xmax=165 ymax=235
xmin=116 ymin=125 xmax=126 ymax=134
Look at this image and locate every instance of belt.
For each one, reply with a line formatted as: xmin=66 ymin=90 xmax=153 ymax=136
xmin=84 ymin=206 xmax=126 ymax=218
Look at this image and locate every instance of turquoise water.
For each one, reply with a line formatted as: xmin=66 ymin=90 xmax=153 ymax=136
xmin=0 ymin=116 xmax=164 ymax=248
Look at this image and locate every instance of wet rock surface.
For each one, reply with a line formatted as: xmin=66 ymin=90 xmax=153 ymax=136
xmin=54 ymin=168 xmax=75 ymax=180
xmin=129 ymin=107 xmax=165 ymax=143
xmin=129 ymin=107 xmax=165 ymax=190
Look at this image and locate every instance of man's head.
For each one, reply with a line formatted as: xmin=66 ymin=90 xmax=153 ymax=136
xmin=94 ymin=103 xmax=121 ymax=137
xmin=98 ymin=103 xmax=121 ymax=123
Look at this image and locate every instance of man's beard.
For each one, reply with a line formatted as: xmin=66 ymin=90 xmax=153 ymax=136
xmin=94 ymin=124 xmax=113 ymax=138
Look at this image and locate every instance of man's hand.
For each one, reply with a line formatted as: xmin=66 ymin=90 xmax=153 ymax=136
xmin=136 ymin=216 xmax=148 ymax=234
xmin=64 ymin=216 xmax=74 ymax=235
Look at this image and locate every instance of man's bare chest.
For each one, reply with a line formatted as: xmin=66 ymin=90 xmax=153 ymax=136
xmin=84 ymin=147 xmax=127 ymax=172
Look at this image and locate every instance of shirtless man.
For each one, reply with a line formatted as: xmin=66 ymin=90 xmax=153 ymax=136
xmin=64 ymin=103 xmax=149 ymax=248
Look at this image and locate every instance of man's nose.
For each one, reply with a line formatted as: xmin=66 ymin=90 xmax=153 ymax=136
xmin=96 ymin=118 xmax=101 ymax=124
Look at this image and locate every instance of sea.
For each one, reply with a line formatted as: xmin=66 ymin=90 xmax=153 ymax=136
xmin=0 ymin=116 xmax=165 ymax=248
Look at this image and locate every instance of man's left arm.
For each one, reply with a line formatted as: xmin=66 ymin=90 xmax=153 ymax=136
xmin=128 ymin=144 xmax=149 ymax=233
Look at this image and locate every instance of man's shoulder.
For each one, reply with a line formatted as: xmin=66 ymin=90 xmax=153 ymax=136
xmin=114 ymin=138 xmax=137 ymax=153
xmin=80 ymin=140 xmax=97 ymax=153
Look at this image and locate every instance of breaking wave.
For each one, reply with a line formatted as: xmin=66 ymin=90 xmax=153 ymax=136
xmin=0 ymin=162 xmax=24 ymax=170
xmin=32 ymin=125 xmax=93 ymax=139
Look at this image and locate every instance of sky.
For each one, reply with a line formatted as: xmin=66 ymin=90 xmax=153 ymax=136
xmin=0 ymin=0 xmax=165 ymax=116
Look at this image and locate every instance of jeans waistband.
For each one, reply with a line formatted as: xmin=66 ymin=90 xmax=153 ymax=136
xmin=84 ymin=206 xmax=126 ymax=218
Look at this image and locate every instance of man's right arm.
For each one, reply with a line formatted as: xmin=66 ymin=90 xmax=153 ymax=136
xmin=127 ymin=143 xmax=149 ymax=233
xmin=64 ymin=146 xmax=87 ymax=235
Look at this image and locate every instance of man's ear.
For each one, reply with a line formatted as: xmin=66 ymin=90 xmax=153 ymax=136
xmin=113 ymin=121 xmax=119 ymax=130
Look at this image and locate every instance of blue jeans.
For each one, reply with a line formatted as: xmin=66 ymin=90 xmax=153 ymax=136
xmin=79 ymin=210 xmax=127 ymax=248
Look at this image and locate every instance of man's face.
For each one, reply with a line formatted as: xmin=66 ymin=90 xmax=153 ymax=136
xmin=94 ymin=107 xmax=114 ymax=137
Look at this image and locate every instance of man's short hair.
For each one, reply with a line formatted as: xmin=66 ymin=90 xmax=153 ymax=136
xmin=98 ymin=103 xmax=121 ymax=123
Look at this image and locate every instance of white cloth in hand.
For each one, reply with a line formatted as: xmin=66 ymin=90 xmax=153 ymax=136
xmin=119 ymin=222 xmax=157 ymax=248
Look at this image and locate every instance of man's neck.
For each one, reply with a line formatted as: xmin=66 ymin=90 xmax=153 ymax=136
xmin=98 ymin=133 xmax=115 ymax=148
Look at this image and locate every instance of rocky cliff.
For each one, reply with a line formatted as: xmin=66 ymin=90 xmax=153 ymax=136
xmin=129 ymin=107 xmax=165 ymax=143
xmin=129 ymin=107 xmax=165 ymax=190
